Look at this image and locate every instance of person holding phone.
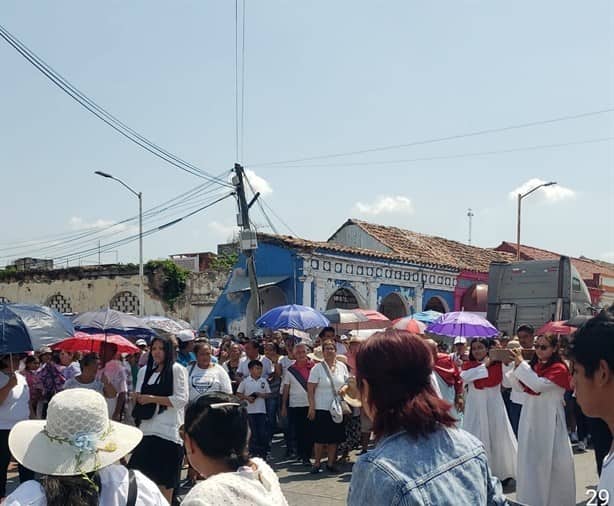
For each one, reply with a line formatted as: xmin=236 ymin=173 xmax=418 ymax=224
xmin=509 ymin=334 xmax=575 ymax=506
xmin=460 ymin=339 xmax=517 ymax=485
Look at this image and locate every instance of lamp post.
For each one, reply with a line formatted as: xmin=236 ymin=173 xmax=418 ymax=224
xmin=95 ymin=171 xmax=144 ymax=315
xmin=516 ymin=181 xmax=557 ymax=261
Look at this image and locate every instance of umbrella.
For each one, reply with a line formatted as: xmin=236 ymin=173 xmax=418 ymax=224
xmin=392 ymin=317 xmax=427 ymax=334
xmin=256 ymin=304 xmax=330 ymax=331
xmin=142 ymin=315 xmax=192 ymax=335
xmin=347 ymin=309 xmax=391 ymax=330
xmin=72 ymin=309 xmax=156 ymax=341
xmin=52 ymin=331 xmax=139 ymax=354
xmin=0 ymin=303 xmax=75 ymax=354
xmin=536 ymin=320 xmax=576 ymax=336
xmin=323 ymin=308 xmax=369 ymax=325
xmin=426 ymin=311 xmax=498 ymax=339
xmin=410 ymin=310 xmax=443 ymax=324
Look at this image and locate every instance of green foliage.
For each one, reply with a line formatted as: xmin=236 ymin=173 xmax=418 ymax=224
xmin=145 ymin=259 xmax=189 ymax=309
xmin=210 ymin=252 xmax=239 ymax=271
xmin=0 ymin=265 xmax=18 ymax=281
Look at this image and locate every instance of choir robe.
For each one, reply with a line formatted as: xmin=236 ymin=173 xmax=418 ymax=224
xmin=511 ymin=360 xmax=575 ymax=506
xmin=434 ymin=353 xmax=463 ymax=427
xmin=460 ymin=360 xmax=517 ymax=481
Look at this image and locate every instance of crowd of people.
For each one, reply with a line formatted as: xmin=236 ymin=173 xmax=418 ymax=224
xmin=0 ymin=308 xmax=611 ymax=505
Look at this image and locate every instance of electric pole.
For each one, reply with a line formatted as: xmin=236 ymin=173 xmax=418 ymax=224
xmin=467 ymin=208 xmax=474 ymax=245
xmin=233 ymin=163 xmax=261 ymax=332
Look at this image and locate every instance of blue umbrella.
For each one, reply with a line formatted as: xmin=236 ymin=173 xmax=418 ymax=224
xmin=73 ymin=309 xmax=156 ymax=341
xmin=0 ymin=303 xmax=75 ymax=354
xmin=411 ymin=310 xmax=443 ymax=324
xmin=256 ymin=304 xmax=330 ymax=331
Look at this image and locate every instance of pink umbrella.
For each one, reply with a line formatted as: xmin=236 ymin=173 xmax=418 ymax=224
xmin=536 ymin=321 xmax=576 ymax=336
xmin=392 ymin=317 xmax=427 ymax=334
xmin=52 ymin=331 xmax=139 ymax=354
xmin=349 ymin=309 xmax=391 ymax=330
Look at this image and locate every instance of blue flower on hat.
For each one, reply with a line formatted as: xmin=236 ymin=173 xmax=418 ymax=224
xmin=72 ymin=432 xmax=98 ymax=454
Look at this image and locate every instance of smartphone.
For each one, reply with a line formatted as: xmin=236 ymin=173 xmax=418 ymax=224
xmin=490 ymin=348 xmax=513 ymax=363
xmin=249 ymin=393 xmax=258 ymax=400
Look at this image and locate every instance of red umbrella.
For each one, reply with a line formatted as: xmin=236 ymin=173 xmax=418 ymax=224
xmin=52 ymin=331 xmax=139 ymax=354
xmin=536 ymin=321 xmax=576 ymax=336
xmin=348 ymin=309 xmax=391 ymax=330
xmin=392 ymin=317 xmax=427 ymax=334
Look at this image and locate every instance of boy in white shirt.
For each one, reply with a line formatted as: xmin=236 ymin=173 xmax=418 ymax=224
xmin=237 ymin=360 xmax=271 ymax=459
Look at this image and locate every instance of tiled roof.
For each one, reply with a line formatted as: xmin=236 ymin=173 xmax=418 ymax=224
xmin=259 ymin=222 xmax=512 ymax=273
xmin=495 ymin=242 xmax=614 ymax=281
xmin=333 ymin=219 xmax=513 ymax=272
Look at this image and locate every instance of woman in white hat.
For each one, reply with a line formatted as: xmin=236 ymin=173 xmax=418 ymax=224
xmin=4 ymin=388 xmax=167 ymax=505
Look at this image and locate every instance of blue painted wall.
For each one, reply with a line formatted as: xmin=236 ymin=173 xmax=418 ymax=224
xmin=423 ymin=288 xmax=454 ymax=312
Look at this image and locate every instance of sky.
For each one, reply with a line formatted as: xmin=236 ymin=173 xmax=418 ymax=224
xmin=1 ymin=1 xmax=613 ymax=268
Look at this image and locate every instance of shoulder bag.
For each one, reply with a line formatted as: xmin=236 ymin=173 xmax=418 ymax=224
xmin=322 ymin=361 xmax=351 ymax=424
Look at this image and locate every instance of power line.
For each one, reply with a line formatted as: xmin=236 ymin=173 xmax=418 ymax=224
xmin=234 ymin=0 xmax=240 ymax=162
xmin=244 ymin=172 xmax=278 ymax=234
xmin=240 ymin=0 xmax=247 ymax=162
xmin=250 ymin=108 xmax=614 ymax=167
xmin=273 ymin=136 xmax=614 ymax=168
xmin=0 ymin=24 xmax=232 ymax=187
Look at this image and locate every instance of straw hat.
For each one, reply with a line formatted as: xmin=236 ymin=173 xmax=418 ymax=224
xmin=307 ymin=346 xmax=348 ymax=365
xmin=9 ymin=388 xmax=142 ymax=476
xmin=341 ymin=377 xmax=362 ymax=408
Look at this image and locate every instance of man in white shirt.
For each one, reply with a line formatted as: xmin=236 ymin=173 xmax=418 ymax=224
xmin=236 ymin=340 xmax=274 ymax=380
xmin=237 ymin=360 xmax=271 ymax=458
xmin=98 ymin=342 xmax=127 ymax=422
xmin=567 ymin=309 xmax=614 ymax=500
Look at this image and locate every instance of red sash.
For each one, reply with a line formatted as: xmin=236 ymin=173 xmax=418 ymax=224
xmin=462 ymin=360 xmax=502 ymax=390
xmin=522 ymin=361 xmax=571 ymax=396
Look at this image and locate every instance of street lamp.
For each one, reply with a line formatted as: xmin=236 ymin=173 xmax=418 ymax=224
xmin=94 ymin=171 xmax=144 ymax=315
xmin=515 ymin=181 xmax=557 ymax=261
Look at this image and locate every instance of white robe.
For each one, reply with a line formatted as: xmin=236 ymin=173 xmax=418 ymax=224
xmin=460 ymin=364 xmax=517 ymax=481
xmin=434 ymin=372 xmax=462 ymax=427
xmin=512 ymin=361 xmax=575 ymax=506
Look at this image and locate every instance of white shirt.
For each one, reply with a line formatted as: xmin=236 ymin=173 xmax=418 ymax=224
xmin=181 ymin=458 xmax=287 ymax=506
xmin=503 ymin=362 xmax=528 ymax=405
xmin=237 ymin=356 xmax=274 ymax=379
xmin=64 ymin=377 xmax=105 ymax=395
xmin=598 ymin=449 xmax=614 ymax=502
xmin=97 ymin=360 xmax=127 ymax=417
xmin=188 ymin=363 xmax=233 ymax=401
xmin=335 ymin=342 xmax=347 ymax=355
xmin=4 ymin=464 xmax=168 ymax=506
xmin=307 ymin=361 xmax=349 ymax=411
xmin=278 ymin=356 xmax=295 ymax=376
xmin=61 ymin=362 xmax=81 ymax=381
xmin=0 ymin=372 xmax=30 ymax=430
xmin=135 ymin=363 xmax=189 ymax=445
xmin=237 ymin=375 xmax=270 ymax=414
xmin=281 ymin=368 xmax=309 ymax=408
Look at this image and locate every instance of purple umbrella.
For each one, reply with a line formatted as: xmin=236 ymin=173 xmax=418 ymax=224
xmin=426 ymin=311 xmax=498 ymax=339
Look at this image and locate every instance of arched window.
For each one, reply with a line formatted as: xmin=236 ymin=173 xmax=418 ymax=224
xmin=326 ymin=288 xmax=359 ymax=310
xmin=110 ymin=291 xmax=139 ymax=314
xmin=46 ymin=293 xmax=73 ymax=314
xmin=424 ymin=296 xmax=447 ymax=313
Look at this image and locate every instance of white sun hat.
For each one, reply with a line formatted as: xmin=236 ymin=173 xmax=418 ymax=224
xmin=9 ymin=388 xmax=142 ymax=476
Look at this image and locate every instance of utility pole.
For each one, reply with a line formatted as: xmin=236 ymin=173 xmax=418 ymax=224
xmin=233 ymin=163 xmax=261 ymax=332
xmin=467 ymin=208 xmax=474 ymax=245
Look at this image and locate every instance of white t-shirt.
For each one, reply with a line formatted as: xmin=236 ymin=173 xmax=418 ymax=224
xmin=135 ymin=362 xmax=189 ymax=445
xmin=281 ymin=369 xmax=309 ymax=408
xmin=598 ymin=449 xmax=614 ymax=503
xmin=188 ymin=363 xmax=233 ymax=401
xmin=64 ymin=377 xmax=105 ymax=395
xmin=278 ymin=356 xmax=295 ymax=376
xmin=61 ymin=362 xmax=81 ymax=381
xmin=0 ymin=372 xmax=30 ymax=430
xmin=4 ymin=464 xmax=167 ymax=506
xmin=237 ymin=356 xmax=274 ymax=379
xmin=237 ymin=375 xmax=270 ymax=414
xmin=307 ymin=361 xmax=349 ymax=411
xmin=181 ymin=458 xmax=287 ymax=506
xmin=97 ymin=360 xmax=127 ymax=417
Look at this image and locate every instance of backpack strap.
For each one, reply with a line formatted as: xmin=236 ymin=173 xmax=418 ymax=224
xmin=189 ymin=362 xmax=196 ymax=377
xmin=127 ymin=469 xmax=138 ymax=506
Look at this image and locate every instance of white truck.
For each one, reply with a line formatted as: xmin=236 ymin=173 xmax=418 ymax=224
xmin=486 ymin=256 xmax=594 ymax=336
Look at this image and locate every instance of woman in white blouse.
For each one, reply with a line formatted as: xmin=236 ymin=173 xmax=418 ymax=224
xmin=128 ymin=335 xmax=188 ymax=504
xmin=307 ymin=339 xmax=349 ymax=474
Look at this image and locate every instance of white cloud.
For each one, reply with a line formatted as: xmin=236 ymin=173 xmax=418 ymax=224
xmin=599 ymin=251 xmax=614 ymax=262
xmin=68 ymin=217 xmax=137 ymax=234
xmin=354 ymin=195 xmax=414 ymax=216
xmin=244 ymin=170 xmax=273 ymax=196
xmin=208 ymin=221 xmax=239 ymax=241
xmin=508 ymin=178 xmax=575 ymax=203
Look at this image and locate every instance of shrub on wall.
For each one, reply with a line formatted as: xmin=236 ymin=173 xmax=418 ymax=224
xmin=145 ymin=260 xmax=189 ymax=310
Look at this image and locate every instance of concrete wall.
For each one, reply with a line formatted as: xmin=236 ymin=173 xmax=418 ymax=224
xmin=0 ymin=265 xmax=228 ymax=329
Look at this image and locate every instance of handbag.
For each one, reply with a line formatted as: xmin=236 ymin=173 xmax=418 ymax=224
xmin=322 ymin=361 xmax=351 ymax=424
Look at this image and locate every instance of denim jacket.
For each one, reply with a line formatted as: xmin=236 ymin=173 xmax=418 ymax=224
xmin=348 ymin=427 xmax=508 ymax=506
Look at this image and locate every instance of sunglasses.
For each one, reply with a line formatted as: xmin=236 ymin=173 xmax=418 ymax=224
xmin=535 ymin=345 xmax=551 ymax=351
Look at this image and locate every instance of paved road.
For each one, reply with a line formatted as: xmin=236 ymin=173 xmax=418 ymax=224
xmin=4 ymin=440 xmax=600 ymax=505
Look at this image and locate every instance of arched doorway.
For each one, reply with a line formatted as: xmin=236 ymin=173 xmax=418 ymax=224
xmin=424 ymin=296 xmax=447 ymax=313
xmin=326 ymin=288 xmax=359 ymax=310
xmin=378 ymin=293 xmax=407 ymax=320
xmin=461 ymin=283 xmax=488 ymax=312
xmin=260 ymin=286 xmax=287 ymax=314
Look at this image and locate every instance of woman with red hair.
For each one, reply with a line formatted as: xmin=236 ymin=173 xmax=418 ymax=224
xmin=348 ymin=330 xmax=506 ymax=505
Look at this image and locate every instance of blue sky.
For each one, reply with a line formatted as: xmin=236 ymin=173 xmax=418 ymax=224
xmin=1 ymin=1 xmax=612 ymax=267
